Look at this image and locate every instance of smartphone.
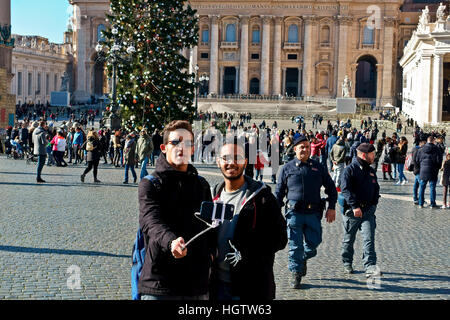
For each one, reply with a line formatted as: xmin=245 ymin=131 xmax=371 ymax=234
xmin=198 ymin=201 xmax=235 ymax=223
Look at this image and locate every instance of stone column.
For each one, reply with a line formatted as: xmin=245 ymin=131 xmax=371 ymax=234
xmin=282 ymin=67 xmax=286 ymax=95
xmin=419 ymin=54 xmax=433 ymax=124
xmin=298 ymin=67 xmax=302 ymax=97
xmin=261 ymin=15 xmax=272 ymax=95
xmin=381 ymin=18 xmax=397 ymax=105
xmin=219 ymin=66 xmax=224 ymax=95
xmin=235 ymin=66 xmax=239 ymax=94
xmin=272 ymin=17 xmax=282 ymax=95
xmin=432 ymin=53 xmax=444 ymax=124
xmin=209 ymin=15 xmax=219 ymax=95
xmin=302 ymin=16 xmax=315 ymax=97
xmin=73 ymin=6 xmax=89 ymax=102
xmin=239 ymin=15 xmax=249 ymax=94
xmin=376 ymin=64 xmax=383 ymax=105
xmin=336 ymin=16 xmax=352 ymax=98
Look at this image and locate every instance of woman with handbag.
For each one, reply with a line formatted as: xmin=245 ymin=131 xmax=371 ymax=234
xmin=80 ymin=130 xmax=101 ymax=183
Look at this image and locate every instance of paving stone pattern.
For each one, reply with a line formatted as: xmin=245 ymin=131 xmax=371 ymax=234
xmin=0 ymin=157 xmax=449 ymax=300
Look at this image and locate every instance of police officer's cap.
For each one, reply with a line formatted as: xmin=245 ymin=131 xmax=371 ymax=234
xmin=293 ymin=135 xmax=309 ymax=147
xmin=356 ymin=143 xmax=375 ymax=153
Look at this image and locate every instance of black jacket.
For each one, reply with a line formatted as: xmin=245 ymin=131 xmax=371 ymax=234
xmin=212 ymin=177 xmax=287 ymax=300
xmin=138 ymin=154 xmax=214 ymax=296
xmin=414 ymin=143 xmax=442 ymax=181
xmin=340 ymin=157 xmax=380 ymax=210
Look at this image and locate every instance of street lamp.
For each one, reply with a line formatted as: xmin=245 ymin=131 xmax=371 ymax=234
xmin=195 ymin=64 xmax=199 ymax=111
xmin=95 ymin=26 xmax=135 ymax=130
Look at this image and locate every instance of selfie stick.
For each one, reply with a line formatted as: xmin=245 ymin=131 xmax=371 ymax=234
xmin=181 ymin=201 xmax=227 ymax=250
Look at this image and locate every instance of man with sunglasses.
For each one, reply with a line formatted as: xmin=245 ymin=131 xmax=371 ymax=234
xmin=211 ymin=140 xmax=287 ymax=300
xmin=137 ymin=120 xmax=215 ymax=300
xmin=275 ymin=135 xmax=337 ymax=289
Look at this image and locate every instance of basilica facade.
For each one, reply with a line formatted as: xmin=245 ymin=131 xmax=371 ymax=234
xmin=67 ymin=0 xmax=440 ymax=108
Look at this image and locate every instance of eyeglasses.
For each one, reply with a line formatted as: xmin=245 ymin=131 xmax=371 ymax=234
xmin=219 ymin=154 xmax=246 ymax=164
xmin=167 ymin=140 xmax=194 ymax=148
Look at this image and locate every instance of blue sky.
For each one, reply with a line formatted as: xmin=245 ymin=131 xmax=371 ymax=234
xmin=11 ymin=0 xmax=73 ymax=44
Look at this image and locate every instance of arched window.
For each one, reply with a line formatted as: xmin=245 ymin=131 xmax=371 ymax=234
xmin=363 ymin=26 xmax=374 ymax=45
xmin=202 ymin=29 xmax=209 ymax=43
xmin=97 ymin=24 xmax=107 ymax=42
xmin=321 ymin=26 xmax=330 ymax=44
xmin=252 ymin=26 xmax=260 ymax=44
xmin=288 ymin=24 xmax=299 ymax=43
xmin=226 ymin=24 xmax=236 ymax=42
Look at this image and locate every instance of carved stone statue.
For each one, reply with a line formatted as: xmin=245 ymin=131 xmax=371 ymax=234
xmin=418 ymin=6 xmax=430 ymax=33
xmin=342 ymin=75 xmax=352 ymax=98
xmin=60 ymin=72 xmax=69 ymax=91
xmin=437 ymin=3 xmax=446 ymax=22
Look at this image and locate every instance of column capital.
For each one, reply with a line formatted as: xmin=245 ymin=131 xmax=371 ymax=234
xmin=302 ymin=15 xmax=318 ymax=25
xmin=383 ymin=17 xmax=398 ymax=27
xmin=337 ymin=15 xmax=353 ymax=25
xmin=239 ymin=15 xmax=250 ymax=24
xmin=274 ymin=16 xmax=283 ymax=24
xmin=261 ymin=15 xmax=273 ymax=24
xmin=434 ymin=51 xmax=445 ymax=58
xmin=209 ymin=15 xmax=220 ymax=24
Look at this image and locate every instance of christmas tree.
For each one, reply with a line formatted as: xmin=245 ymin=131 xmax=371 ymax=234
xmin=100 ymin=0 xmax=199 ymax=131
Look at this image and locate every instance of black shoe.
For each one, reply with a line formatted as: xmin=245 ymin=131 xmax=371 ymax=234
xmin=290 ymin=272 xmax=302 ymax=289
xmin=301 ymin=260 xmax=307 ymax=277
xmin=94 ymin=179 xmax=101 ymax=183
xmin=344 ymin=265 xmax=354 ymax=274
xmin=80 ymin=174 xmax=85 ymax=183
xmin=414 ymin=201 xmax=419 ymax=205
xmin=36 ymin=178 xmax=46 ymax=183
xmin=429 ymin=204 xmax=439 ymax=209
xmin=123 ymin=181 xmax=128 ymax=184
xmin=133 ymin=178 xmax=137 ymax=184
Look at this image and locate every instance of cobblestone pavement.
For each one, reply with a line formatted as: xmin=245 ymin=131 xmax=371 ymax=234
xmin=1 ymin=117 xmax=449 ymax=300
xmin=0 ymin=156 xmax=449 ymax=300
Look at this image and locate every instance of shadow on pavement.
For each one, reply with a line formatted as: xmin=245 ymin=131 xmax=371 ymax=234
xmin=0 ymin=245 xmax=130 ymax=259
xmin=305 ymin=274 xmax=450 ymax=295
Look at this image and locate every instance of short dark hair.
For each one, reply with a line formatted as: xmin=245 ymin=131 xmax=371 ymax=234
xmin=162 ymin=120 xmax=194 ymax=144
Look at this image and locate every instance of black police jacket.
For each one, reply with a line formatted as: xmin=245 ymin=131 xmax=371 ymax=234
xmin=340 ymin=157 xmax=380 ymax=210
xmin=275 ymin=158 xmax=337 ymax=210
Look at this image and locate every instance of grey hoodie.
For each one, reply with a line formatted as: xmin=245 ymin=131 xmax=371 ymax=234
xmin=32 ymin=127 xmax=48 ymax=156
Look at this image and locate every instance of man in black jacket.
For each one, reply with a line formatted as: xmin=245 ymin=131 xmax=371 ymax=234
xmin=411 ymin=136 xmax=427 ymax=205
xmin=137 ymin=120 xmax=214 ymax=300
xmin=415 ymin=135 xmax=443 ymax=208
xmin=211 ymin=141 xmax=287 ymax=300
xmin=339 ymin=143 xmax=381 ymax=277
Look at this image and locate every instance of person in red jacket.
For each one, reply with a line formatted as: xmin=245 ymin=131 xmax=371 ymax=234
xmin=310 ymin=136 xmax=325 ymax=161
xmin=254 ymin=149 xmax=269 ymax=181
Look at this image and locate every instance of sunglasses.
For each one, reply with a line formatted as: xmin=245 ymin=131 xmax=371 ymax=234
xmin=219 ymin=154 xmax=246 ymax=164
xmin=167 ymin=139 xmax=194 ymax=148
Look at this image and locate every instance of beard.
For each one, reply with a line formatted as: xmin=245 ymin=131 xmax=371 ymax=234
xmin=220 ymin=165 xmax=245 ymax=180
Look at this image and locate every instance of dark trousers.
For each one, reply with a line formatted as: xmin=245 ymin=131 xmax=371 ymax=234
xmin=83 ymin=159 xmax=99 ymax=179
xmin=37 ymin=155 xmax=46 ymax=179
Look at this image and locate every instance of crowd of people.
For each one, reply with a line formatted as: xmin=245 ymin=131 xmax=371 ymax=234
xmin=1 ymin=113 xmax=448 ymax=301
xmin=1 ymin=118 xmax=162 ymax=184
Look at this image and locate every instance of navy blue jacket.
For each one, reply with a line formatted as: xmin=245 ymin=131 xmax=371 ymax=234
xmin=414 ymin=143 xmax=442 ymax=181
xmin=340 ymin=157 xmax=380 ymax=210
xmin=275 ymin=158 xmax=337 ymax=210
xmin=326 ymin=135 xmax=338 ymax=155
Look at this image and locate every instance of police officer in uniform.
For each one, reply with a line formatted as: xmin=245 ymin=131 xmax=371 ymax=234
xmin=275 ymin=135 xmax=337 ymax=289
xmin=339 ymin=143 xmax=382 ymax=277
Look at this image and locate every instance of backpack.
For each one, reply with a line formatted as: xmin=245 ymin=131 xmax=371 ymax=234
xmin=405 ymin=152 xmax=414 ymax=172
xmin=131 ymin=173 xmax=207 ymax=300
xmin=131 ymin=174 xmax=161 ymax=300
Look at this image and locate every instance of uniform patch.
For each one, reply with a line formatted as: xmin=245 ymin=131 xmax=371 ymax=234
xmin=372 ymin=179 xmax=376 ymax=183
xmin=312 ymin=167 xmax=318 ymax=171
xmin=370 ymin=173 xmax=375 ymax=177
